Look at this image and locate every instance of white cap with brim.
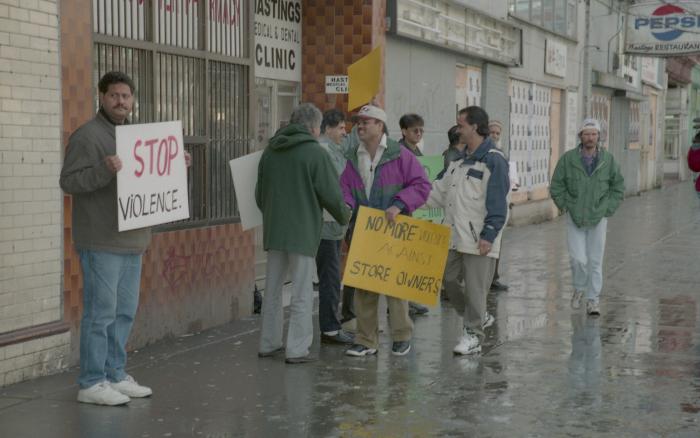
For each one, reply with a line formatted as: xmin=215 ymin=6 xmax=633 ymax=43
xmin=578 ymin=118 xmax=601 ymax=135
xmin=352 ymin=105 xmax=387 ymax=124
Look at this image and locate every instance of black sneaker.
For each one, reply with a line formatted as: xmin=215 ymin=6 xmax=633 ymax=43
xmin=409 ymin=302 xmax=429 ymax=316
xmin=391 ymin=341 xmax=411 ymax=356
xmin=321 ymin=330 xmax=354 ymax=344
xmin=285 ymin=355 xmax=317 ymax=364
xmin=345 ymin=344 xmax=378 ymax=357
xmin=490 ymin=280 xmax=509 ymax=291
xmin=258 ymin=346 xmax=284 ymax=358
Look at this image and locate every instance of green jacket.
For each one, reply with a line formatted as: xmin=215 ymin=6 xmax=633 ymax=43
xmin=255 ymin=124 xmax=351 ymax=257
xmin=550 ymin=146 xmax=625 ymax=228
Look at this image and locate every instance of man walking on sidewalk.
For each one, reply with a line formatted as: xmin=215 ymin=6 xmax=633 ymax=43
xmin=256 ymin=103 xmax=351 ymax=364
xmin=550 ymin=118 xmax=625 ymax=316
xmin=426 ymin=106 xmax=510 ymax=355
xmin=340 ymin=105 xmax=431 ymax=357
xmin=60 ymin=71 xmax=191 ymax=405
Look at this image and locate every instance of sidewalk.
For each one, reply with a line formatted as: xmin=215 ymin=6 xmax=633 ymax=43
xmin=1 ymin=182 xmax=699 ymax=437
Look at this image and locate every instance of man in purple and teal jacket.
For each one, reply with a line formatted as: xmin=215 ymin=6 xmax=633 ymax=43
xmin=340 ymin=104 xmax=431 ymax=358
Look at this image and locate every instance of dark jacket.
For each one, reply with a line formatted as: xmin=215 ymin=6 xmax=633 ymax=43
xmin=60 ymin=111 xmax=151 ymax=254
xmin=255 ymin=124 xmax=350 ymax=257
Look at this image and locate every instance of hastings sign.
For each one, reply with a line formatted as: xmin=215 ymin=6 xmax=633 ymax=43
xmin=626 ymin=1 xmax=700 ymax=56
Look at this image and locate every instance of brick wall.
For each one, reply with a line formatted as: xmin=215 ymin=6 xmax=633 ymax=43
xmin=0 ymin=0 xmax=67 ymax=385
xmin=301 ymin=0 xmax=386 ymax=112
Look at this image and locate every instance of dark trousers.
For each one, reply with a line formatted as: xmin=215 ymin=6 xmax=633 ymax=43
xmin=315 ymin=239 xmax=342 ymax=333
xmin=341 ymin=286 xmax=355 ymax=322
xmin=492 ymin=258 xmax=501 ymax=283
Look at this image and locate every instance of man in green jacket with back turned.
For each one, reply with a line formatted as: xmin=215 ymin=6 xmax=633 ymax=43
xmin=255 ymin=103 xmax=351 ymax=364
xmin=550 ymin=118 xmax=624 ymax=316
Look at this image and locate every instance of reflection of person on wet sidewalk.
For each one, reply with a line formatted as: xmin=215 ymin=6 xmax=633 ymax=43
xmin=550 ymin=118 xmax=624 ymax=316
xmin=425 ymin=106 xmax=510 ymax=355
xmin=568 ymin=313 xmax=602 ymax=394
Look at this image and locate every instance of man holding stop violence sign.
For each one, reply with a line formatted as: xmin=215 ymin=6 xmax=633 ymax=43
xmin=60 ymin=72 xmax=191 ymax=406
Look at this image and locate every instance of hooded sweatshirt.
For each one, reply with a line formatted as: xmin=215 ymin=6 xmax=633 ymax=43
xmin=255 ymin=123 xmax=351 ymax=257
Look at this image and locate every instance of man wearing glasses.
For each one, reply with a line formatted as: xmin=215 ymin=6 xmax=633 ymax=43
xmin=397 ymin=113 xmax=431 ymax=316
xmin=340 ymin=105 xmax=431 ymax=357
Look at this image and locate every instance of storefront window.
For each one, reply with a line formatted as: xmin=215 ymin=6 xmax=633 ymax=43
xmin=510 ymin=0 xmax=577 ymax=39
xmin=531 ymin=0 xmax=543 ymax=26
xmin=554 ymin=0 xmax=567 ymax=35
xmin=254 ymin=79 xmax=300 ymax=148
xmin=512 ymin=0 xmax=531 ymax=20
xmin=566 ymin=0 xmax=577 ymax=38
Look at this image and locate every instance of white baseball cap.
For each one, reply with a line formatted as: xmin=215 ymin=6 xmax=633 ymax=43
xmin=578 ymin=118 xmax=601 ymax=134
xmin=352 ymin=105 xmax=387 ymax=124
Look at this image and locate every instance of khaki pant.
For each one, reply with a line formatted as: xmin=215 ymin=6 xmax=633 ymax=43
xmin=354 ymin=290 xmax=413 ymax=349
xmin=444 ymin=250 xmax=496 ymax=341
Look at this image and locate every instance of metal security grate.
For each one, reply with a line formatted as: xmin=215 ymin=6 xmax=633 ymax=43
xmin=208 ymin=0 xmax=247 ymax=57
xmin=93 ymin=0 xmax=148 ymax=40
xmin=509 ymin=79 xmax=551 ymax=191
xmin=155 ymin=0 xmax=200 ymax=49
xmin=94 ymin=43 xmax=153 ymax=123
xmin=209 ymin=62 xmax=250 ymax=219
xmin=591 ymin=93 xmax=611 ymax=149
xmin=92 ymin=0 xmax=252 ymax=229
xmin=154 ymin=53 xmax=206 ymax=137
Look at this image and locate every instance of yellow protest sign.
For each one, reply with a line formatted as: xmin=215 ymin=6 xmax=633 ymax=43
xmin=347 ymin=46 xmax=382 ymax=110
xmin=343 ymin=206 xmax=451 ymax=307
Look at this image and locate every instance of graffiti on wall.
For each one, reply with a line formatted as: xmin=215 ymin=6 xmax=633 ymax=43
xmin=161 ymin=241 xmax=228 ymax=290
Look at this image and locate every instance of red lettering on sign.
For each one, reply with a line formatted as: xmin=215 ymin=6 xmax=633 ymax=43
xmin=132 ymin=135 xmax=180 ymax=177
xmin=134 ymin=139 xmax=145 ymax=177
xmin=210 ymin=0 xmax=240 ymax=26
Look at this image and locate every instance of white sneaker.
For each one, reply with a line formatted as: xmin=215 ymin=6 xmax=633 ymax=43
xmin=586 ymin=300 xmax=600 ymax=316
xmin=571 ymin=290 xmax=583 ymax=309
xmin=453 ymin=328 xmax=481 ymax=355
xmin=110 ymin=375 xmax=152 ymax=398
xmin=482 ymin=313 xmax=495 ymax=329
xmin=77 ymin=381 xmax=130 ymax=406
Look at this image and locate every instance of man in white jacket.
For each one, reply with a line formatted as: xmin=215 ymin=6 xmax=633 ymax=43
xmin=426 ymin=106 xmax=510 ymax=355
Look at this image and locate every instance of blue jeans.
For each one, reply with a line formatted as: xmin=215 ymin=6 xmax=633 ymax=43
xmin=78 ymin=250 xmax=142 ymax=389
xmin=566 ymin=215 xmax=607 ymax=303
xmin=315 ymin=239 xmax=342 ymax=333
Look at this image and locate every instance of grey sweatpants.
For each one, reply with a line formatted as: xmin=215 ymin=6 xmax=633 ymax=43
xmin=259 ymin=250 xmax=315 ymax=359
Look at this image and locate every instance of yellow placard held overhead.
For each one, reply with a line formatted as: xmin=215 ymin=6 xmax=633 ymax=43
xmin=347 ymin=46 xmax=382 ymax=111
xmin=342 ymin=206 xmax=451 ymax=307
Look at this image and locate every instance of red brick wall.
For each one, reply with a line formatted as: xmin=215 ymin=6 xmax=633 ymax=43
xmin=60 ymin=0 xmax=255 ymax=362
xmin=60 ymin=0 xmax=96 ymax=343
xmin=301 ymin=0 xmax=387 ymax=112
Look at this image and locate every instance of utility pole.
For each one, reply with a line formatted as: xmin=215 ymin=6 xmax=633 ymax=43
xmin=581 ymin=0 xmax=592 ymax=118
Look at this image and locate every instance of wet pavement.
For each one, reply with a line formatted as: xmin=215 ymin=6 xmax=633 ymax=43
xmin=1 ymin=182 xmax=699 ymax=437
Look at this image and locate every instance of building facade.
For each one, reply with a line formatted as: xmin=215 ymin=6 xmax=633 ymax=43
xmin=0 ymin=0 xmax=70 ymax=387
xmin=1 ymin=0 xmax=697 ymax=387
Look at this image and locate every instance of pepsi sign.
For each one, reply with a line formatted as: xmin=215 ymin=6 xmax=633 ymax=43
xmin=627 ymin=2 xmax=700 ymax=56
